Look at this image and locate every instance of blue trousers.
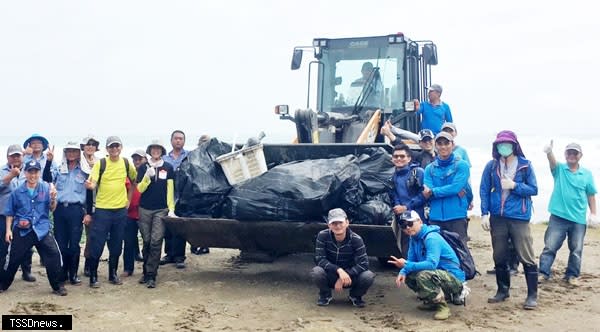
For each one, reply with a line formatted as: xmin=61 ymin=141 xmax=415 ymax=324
xmin=123 ymin=218 xmax=140 ymax=273
xmin=539 ymin=214 xmax=587 ymax=279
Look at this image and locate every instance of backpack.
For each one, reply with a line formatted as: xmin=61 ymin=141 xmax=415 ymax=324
xmin=424 ymin=229 xmax=478 ymax=280
xmin=97 ymin=157 xmax=133 ymax=186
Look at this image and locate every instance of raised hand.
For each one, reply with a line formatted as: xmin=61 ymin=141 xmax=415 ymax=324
xmin=543 ymin=139 xmax=553 ymax=154
xmin=9 ymin=164 xmax=20 ymax=178
xmin=46 ymin=145 xmax=55 ymax=161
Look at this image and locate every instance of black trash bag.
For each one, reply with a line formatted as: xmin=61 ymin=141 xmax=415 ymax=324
xmin=357 ymin=147 xmax=394 ymax=197
xmin=223 ymin=155 xmax=363 ymax=222
xmin=175 ymin=138 xmax=233 ymax=217
xmin=353 ymin=200 xmax=395 ymax=225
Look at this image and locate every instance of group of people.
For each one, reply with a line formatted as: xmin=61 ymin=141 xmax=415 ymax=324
xmin=0 ymin=130 xmax=209 ymax=295
xmin=312 ymin=84 xmax=598 ymax=321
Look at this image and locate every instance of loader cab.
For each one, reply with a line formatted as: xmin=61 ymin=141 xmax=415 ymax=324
xmin=279 ymin=33 xmax=438 ymax=144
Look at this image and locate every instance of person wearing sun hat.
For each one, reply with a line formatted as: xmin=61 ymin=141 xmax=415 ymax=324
xmin=539 ymin=140 xmax=598 ymax=287
xmin=52 ymin=141 xmax=91 ymax=286
xmin=135 ymin=139 xmax=176 ymax=288
xmin=480 ymin=130 xmax=539 ymax=310
xmin=22 ymin=133 xmax=58 ymax=181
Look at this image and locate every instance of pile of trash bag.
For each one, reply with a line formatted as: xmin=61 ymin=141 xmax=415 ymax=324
xmin=175 ymin=138 xmax=233 ymax=217
xmin=176 ymin=142 xmax=396 ymax=225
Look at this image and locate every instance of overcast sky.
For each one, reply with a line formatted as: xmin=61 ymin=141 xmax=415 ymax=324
xmin=1 ymin=0 xmax=598 ymax=143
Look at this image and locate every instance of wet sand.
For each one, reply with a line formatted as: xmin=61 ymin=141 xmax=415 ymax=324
xmin=2 ymin=218 xmax=600 ymax=331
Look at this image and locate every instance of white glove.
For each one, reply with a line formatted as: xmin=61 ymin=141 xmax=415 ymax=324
xmin=481 ymin=214 xmax=490 ymax=232
xmin=543 ymin=139 xmax=553 ymax=154
xmin=167 ymin=210 xmax=177 ymax=218
xmin=500 ymin=177 xmax=516 ymax=190
xmin=145 ymin=166 xmax=156 ymax=179
xmin=588 ymin=214 xmax=600 ymax=229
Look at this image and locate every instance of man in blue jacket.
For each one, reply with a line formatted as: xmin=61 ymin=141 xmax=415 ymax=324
xmin=389 ymin=143 xmax=426 ymax=258
xmin=388 ymin=210 xmax=465 ymax=320
xmin=416 ymin=84 xmax=453 ymax=135
xmin=310 ymin=208 xmax=375 ymax=308
xmin=422 ymin=132 xmax=470 ymax=242
xmin=480 ymin=130 xmax=539 ymax=309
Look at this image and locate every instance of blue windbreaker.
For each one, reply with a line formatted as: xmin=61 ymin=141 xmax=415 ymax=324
xmin=479 ymin=156 xmax=538 ymax=221
xmin=423 ymin=154 xmax=470 ymax=222
xmin=399 ymin=224 xmax=465 ymax=282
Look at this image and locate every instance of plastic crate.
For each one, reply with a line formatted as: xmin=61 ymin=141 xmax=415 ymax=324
xmin=215 ymin=144 xmax=267 ymax=185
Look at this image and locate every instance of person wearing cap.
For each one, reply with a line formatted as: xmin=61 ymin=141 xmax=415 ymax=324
xmin=310 ymin=208 xmax=375 ymax=308
xmin=0 ymin=145 xmax=37 ymax=283
xmin=480 ymin=130 xmax=539 ymax=309
xmin=440 ymin=122 xmax=471 ymax=167
xmin=135 ymin=139 xmax=176 ymax=288
xmin=79 ymin=135 xmax=100 ymax=278
xmin=539 ymin=141 xmax=598 ymax=286
xmin=415 ymin=84 xmax=453 ymax=135
xmin=413 ymin=129 xmax=436 ymax=168
xmin=84 ymin=136 xmax=137 ymax=288
xmin=0 ymin=160 xmax=67 ymax=296
xmin=422 ymin=132 xmax=470 ymax=242
xmin=388 ymin=211 xmax=465 ymax=320
xmin=389 ymin=143 xmax=427 ymax=258
xmin=122 ymin=149 xmax=146 ymax=277
xmin=52 ymin=141 xmax=97 ymax=286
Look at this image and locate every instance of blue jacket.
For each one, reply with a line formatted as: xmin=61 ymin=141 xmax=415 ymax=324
xmin=424 ymin=154 xmax=470 ymax=222
xmin=390 ymin=164 xmax=426 ymax=221
xmin=399 ymin=224 xmax=465 ymax=282
xmin=417 ymin=101 xmax=453 ymax=135
xmin=480 ymin=156 xmax=538 ymax=221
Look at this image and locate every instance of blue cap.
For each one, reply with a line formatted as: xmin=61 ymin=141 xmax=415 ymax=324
xmin=23 ymin=134 xmax=49 ymax=151
xmin=24 ymin=160 xmax=41 ymax=171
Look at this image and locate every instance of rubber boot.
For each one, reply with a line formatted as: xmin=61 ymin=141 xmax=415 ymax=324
xmin=523 ymin=265 xmax=538 ymax=310
xmin=431 ymin=290 xmax=450 ymax=320
xmin=488 ymin=267 xmax=510 ymax=303
xmin=108 ymin=256 xmax=122 ymax=285
xmin=69 ymin=254 xmax=81 ymax=285
xmin=21 ymin=254 xmax=36 ymax=283
xmin=89 ymin=260 xmax=100 ymax=288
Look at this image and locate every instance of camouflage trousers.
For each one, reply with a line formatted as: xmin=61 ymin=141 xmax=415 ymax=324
xmin=406 ymin=270 xmax=463 ymax=302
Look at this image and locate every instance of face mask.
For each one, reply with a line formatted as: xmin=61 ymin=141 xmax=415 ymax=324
xmin=497 ymin=143 xmax=513 ymax=157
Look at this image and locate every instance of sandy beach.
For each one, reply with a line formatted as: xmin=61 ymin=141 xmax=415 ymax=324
xmin=1 ymin=218 xmax=600 ymax=332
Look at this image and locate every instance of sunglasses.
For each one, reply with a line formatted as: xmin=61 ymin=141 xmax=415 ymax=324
xmin=392 ymin=154 xmax=408 ymax=159
xmin=108 ymin=144 xmax=121 ymax=149
xmin=566 ymin=150 xmax=580 ymax=156
xmin=400 ymin=221 xmax=415 ymax=229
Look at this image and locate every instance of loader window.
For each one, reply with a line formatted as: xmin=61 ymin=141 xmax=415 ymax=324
xmin=318 ymin=45 xmax=405 ymax=114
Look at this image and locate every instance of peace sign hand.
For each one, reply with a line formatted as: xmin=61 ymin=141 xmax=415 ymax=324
xmin=46 ymin=145 xmax=55 ymax=162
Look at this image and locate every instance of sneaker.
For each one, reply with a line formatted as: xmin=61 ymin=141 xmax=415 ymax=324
xmin=565 ymin=276 xmax=579 ymax=287
xmin=52 ymin=286 xmax=68 ymax=296
xmin=175 ymin=262 xmax=186 ymax=269
xmin=159 ymin=256 xmax=175 ymax=266
xmin=349 ymin=296 xmax=366 ymax=308
xmin=138 ymin=275 xmax=148 ymax=284
xmin=316 ymin=295 xmax=332 ymax=306
xmin=146 ymin=279 xmax=156 ymax=288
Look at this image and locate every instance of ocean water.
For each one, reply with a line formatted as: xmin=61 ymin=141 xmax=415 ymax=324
xmin=2 ymin=133 xmax=598 ymax=223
